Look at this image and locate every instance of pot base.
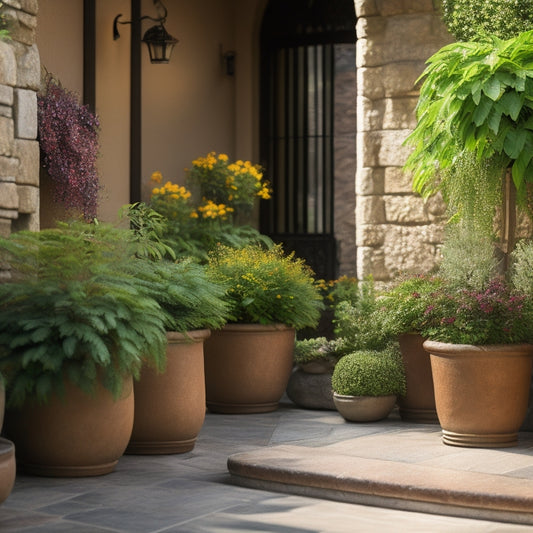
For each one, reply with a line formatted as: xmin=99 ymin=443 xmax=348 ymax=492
xmin=442 ymin=430 xmax=518 ymax=448
xmin=399 ymin=406 xmax=439 ymax=424
xmin=126 ymin=437 xmax=197 ymax=455
xmin=207 ymin=400 xmax=279 ymax=414
xmin=20 ymin=460 xmax=118 ymax=477
xmin=0 ymin=438 xmax=15 ymax=502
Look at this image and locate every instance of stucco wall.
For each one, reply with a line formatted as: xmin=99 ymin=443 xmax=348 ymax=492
xmin=0 ymin=0 xmax=39 ymax=241
xmin=354 ymin=0 xmax=452 ymax=280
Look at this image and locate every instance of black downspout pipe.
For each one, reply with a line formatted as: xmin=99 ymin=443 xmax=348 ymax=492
xmin=130 ymin=0 xmax=142 ymax=204
xmin=82 ymin=0 xmax=96 ymax=111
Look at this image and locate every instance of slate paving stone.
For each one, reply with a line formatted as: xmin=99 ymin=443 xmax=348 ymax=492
xmin=2 ymin=404 xmax=533 ymax=532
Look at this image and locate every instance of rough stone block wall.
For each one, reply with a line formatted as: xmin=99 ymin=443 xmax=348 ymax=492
xmin=0 ymin=0 xmax=39 ymax=239
xmin=354 ymin=0 xmax=452 ymax=280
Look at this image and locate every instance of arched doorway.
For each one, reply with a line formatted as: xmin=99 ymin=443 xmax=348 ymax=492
xmin=259 ymin=0 xmax=357 ymax=280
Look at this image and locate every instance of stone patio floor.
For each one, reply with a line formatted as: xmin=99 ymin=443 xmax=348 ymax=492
xmin=1 ymin=400 xmax=533 ymax=532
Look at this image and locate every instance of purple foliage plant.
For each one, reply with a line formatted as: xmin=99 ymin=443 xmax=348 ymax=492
xmin=38 ymin=74 xmax=100 ymax=220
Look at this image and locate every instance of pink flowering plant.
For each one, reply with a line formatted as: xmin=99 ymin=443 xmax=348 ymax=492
xmin=38 ymin=74 xmax=100 ymax=220
xmin=419 ymin=278 xmax=531 ymax=345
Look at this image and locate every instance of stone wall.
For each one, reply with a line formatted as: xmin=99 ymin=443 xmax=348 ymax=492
xmin=354 ymin=0 xmax=452 ymax=280
xmin=0 ymin=0 xmax=39 ymax=242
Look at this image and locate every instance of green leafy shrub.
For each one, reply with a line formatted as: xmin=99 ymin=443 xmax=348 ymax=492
xmin=331 ymin=348 xmax=406 ymax=397
xmin=439 ymin=0 xmax=533 ymax=41
xmin=293 ymin=337 xmax=338 ymax=366
xmin=380 ymin=275 xmax=445 ymax=336
xmin=419 ymin=277 xmax=530 ymax=345
xmin=206 ymin=243 xmax=324 ymax=329
xmin=0 ymin=223 xmax=168 ymax=407
xmin=125 ymin=257 xmax=230 ymax=333
xmin=333 ymin=278 xmax=394 ymax=354
xmin=404 ymin=32 xmax=533 ymax=209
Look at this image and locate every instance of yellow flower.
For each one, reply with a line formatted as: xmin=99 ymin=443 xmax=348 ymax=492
xmin=152 ymin=187 xmax=160 ymax=195
xmin=151 ymin=170 xmax=163 ymax=183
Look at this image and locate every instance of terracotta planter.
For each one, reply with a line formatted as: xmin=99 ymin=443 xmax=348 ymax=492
xmin=127 ymin=329 xmax=210 ymax=454
xmin=0 ymin=382 xmax=15 ymax=505
xmin=424 ymin=340 xmax=533 ymax=448
xmin=333 ymin=393 xmax=397 ymax=422
xmin=4 ymin=376 xmax=134 ymax=476
xmin=397 ymin=333 xmax=438 ymax=424
xmin=204 ymin=323 xmax=295 ymax=413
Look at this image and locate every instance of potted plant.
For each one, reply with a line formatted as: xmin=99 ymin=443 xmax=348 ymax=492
xmin=0 ymin=222 xmax=168 ymax=476
xmin=419 ymin=274 xmax=533 ymax=447
xmin=403 ymin=27 xmax=533 ymax=447
xmin=203 ymin=243 xmax=324 ymax=413
xmin=286 ymin=337 xmax=339 ymax=410
xmin=380 ymin=275 xmax=444 ymax=423
xmin=331 ymin=347 xmax=406 ymax=422
xmin=123 ymin=255 xmax=230 ymax=454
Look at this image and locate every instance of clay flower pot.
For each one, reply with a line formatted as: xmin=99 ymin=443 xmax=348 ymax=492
xmin=4 ymin=376 xmax=134 ymax=477
xmin=423 ymin=340 xmax=533 ymax=448
xmin=0 ymin=382 xmax=15 ymax=504
xmin=204 ymin=323 xmax=295 ymax=413
xmin=127 ymin=329 xmax=210 ymax=454
xmin=333 ymin=393 xmax=397 ymax=422
xmin=397 ymin=333 xmax=438 ymax=424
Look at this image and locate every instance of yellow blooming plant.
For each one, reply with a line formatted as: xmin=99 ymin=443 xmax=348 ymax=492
xmin=206 ymin=243 xmax=324 ymax=329
xmin=148 ymin=162 xmax=272 ymax=260
xmin=187 ymin=152 xmax=271 ymax=215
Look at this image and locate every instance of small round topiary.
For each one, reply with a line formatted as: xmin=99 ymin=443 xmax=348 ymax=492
xmin=331 ymin=348 xmax=406 ymax=397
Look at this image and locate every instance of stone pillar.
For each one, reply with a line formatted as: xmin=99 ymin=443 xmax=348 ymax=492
xmin=354 ymin=0 xmax=451 ymax=280
xmin=0 ymin=0 xmax=40 ymax=239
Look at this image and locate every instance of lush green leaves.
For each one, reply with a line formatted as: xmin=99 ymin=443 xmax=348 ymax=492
xmin=404 ymin=31 xmax=533 ymax=204
xmin=331 ymin=348 xmax=406 ymax=397
xmin=206 ymin=244 xmax=324 ymax=330
xmin=439 ymin=0 xmax=533 ymax=42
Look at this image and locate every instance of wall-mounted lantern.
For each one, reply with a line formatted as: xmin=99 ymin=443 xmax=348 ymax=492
xmin=113 ymin=0 xmax=178 ymax=64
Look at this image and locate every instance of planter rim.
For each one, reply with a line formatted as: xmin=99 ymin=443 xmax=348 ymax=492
xmin=423 ymin=339 xmax=533 ymax=357
xmin=166 ymin=329 xmax=211 ymax=343
xmin=333 ymin=392 xmax=397 ymax=400
xmin=217 ymin=323 xmax=294 ymax=333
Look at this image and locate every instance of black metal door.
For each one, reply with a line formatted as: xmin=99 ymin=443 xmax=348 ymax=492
xmin=259 ymin=0 xmax=356 ymax=281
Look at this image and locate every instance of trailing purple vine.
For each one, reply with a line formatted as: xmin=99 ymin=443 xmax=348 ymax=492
xmin=38 ymin=74 xmax=100 ymax=220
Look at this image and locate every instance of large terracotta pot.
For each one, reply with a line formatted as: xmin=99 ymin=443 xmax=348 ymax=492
xmin=127 ymin=329 xmax=210 ymax=454
xmin=4 ymin=376 xmax=134 ymax=476
xmin=0 ymin=382 xmax=15 ymax=504
xmin=204 ymin=323 xmax=295 ymax=414
xmin=423 ymin=340 xmax=533 ymax=448
xmin=397 ymin=333 xmax=438 ymax=424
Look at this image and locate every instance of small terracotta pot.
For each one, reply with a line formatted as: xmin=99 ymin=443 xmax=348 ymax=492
xmin=397 ymin=333 xmax=438 ymax=424
xmin=127 ymin=329 xmax=209 ymax=454
xmin=204 ymin=324 xmax=295 ymax=413
xmin=4 ymin=376 xmax=134 ymax=477
xmin=333 ymin=393 xmax=397 ymax=422
xmin=424 ymin=340 xmax=533 ymax=448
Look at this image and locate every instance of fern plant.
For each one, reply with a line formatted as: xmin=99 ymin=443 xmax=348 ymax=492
xmin=0 ymin=223 xmax=171 ymax=407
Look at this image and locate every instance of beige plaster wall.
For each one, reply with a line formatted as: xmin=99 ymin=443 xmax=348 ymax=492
xmin=95 ymin=0 xmax=131 ymax=222
xmin=140 ymin=0 xmax=266 ymax=202
xmin=35 ymin=0 xmax=83 ymax=94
